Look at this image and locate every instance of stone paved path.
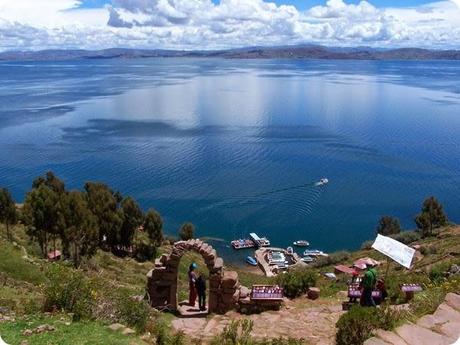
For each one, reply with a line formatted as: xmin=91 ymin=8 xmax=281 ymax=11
xmin=171 ymin=298 xmax=344 ymax=344
xmin=365 ymin=293 xmax=460 ymax=345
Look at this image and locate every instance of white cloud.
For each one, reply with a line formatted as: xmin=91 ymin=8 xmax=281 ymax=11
xmin=0 ymin=0 xmax=459 ymax=51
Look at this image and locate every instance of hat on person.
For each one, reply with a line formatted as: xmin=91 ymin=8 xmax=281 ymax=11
xmin=191 ymin=262 xmax=197 ymax=269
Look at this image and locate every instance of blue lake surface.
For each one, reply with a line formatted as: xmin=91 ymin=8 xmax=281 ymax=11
xmin=1 ymin=58 xmax=459 ymax=262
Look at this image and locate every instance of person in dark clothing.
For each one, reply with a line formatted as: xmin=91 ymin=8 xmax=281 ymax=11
xmin=375 ymin=278 xmax=388 ymax=305
xmin=188 ymin=263 xmax=198 ymax=306
xmin=195 ymin=273 xmax=206 ymax=311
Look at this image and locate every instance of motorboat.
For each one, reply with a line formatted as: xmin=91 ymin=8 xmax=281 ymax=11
xmin=231 ymin=238 xmax=256 ymax=250
xmin=303 ymin=249 xmax=329 ymax=257
xmin=315 ymin=178 xmax=329 ymax=186
xmin=293 ymin=240 xmax=310 ymax=247
xmin=246 ymin=256 xmax=258 ymax=266
xmin=301 ymin=256 xmax=315 ymax=263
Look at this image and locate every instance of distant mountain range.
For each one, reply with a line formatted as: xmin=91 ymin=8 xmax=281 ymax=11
xmin=1 ymin=45 xmax=460 ymax=61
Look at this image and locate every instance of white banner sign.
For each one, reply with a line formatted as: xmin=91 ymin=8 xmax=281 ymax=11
xmin=372 ymin=234 xmax=415 ymax=269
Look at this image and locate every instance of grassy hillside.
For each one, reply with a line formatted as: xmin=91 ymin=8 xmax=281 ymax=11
xmin=1 ymin=223 xmax=459 ymax=345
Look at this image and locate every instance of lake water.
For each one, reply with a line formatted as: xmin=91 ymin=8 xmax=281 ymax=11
xmin=1 ymin=58 xmax=459 ymax=263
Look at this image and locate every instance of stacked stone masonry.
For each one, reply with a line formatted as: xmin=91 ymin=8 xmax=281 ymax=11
xmin=146 ymin=239 xmax=244 ymax=314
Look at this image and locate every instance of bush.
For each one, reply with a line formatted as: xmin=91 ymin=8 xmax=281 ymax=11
xmin=276 ymin=268 xmax=318 ymax=298
xmin=336 ymin=305 xmax=403 ymax=345
xmin=43 ymin=264 xmax=94 ymax=320
xmin=390 ymin=231 xmax=421 ymax=245
xmin=146 ymin=319 xmax=185 ymax=345
xmin=179 ymin=222 xmax=195 ymax=241
xmin=361 ymin=240 xmax=373 ymax=250
xmin=115 ymin=291 xmax=151 ymax=332
xmin=429 ymin=259 xmax=460 ymax=284
xmin=134 ymin=240 xmax=156 ymax=262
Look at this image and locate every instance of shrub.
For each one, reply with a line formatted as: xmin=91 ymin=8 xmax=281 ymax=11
xmin=147 ymin=319 xmax=185 ymax=345
xmin=390 ymin=231 xmax=421 ymax=245
xmin=361 ymin=240 xmax=373 ymax=250
xmin=134 ymin=239 xmax=156 ymax=262
xmin=115 ymin=290 xmax=151 ymax=332
xmin=336 ymin=305 xmax=403 ymax=345
xmin=179 ymin=222 xmax=195 ymax=241
xmin=43 ymin=264 xmax=94 ymax=320
xmin=276 ymin=268 xmax=318 ymax=298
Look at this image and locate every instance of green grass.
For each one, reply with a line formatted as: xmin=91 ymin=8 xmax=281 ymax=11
xmin=0 ymin=314 xmax=146 ymax=345
xmin=0 ymin=239 xmax=45 ymax=285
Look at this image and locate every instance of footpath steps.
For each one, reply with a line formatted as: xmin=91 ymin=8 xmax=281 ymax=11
xmin=364 ymin=293 xmax=460 ymax=345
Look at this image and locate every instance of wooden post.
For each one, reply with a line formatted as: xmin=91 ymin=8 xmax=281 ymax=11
xmin=384 ymin=259 xmax=391 ymax=281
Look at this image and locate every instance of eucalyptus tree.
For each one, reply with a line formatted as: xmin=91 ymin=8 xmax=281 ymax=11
xmin=84 ymin=182 xmax=123 ymax=250
xmin=60 ymin=190 xmax=99 ymax=267
xmin=144 ymin=209 xmax=163 ymax=248
xmin=415 ymin=196 xmax=448 ymax=238
xmin=120 ymin=196 xmax=144 ymax=250
xmin=0 ymin=188 xmax=17 ymax=241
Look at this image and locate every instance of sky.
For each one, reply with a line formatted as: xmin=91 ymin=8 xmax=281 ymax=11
xmin=0 ymin=0 xmax=459 ymax=51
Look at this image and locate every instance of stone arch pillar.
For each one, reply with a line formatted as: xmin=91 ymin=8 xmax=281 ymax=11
xmin=146 ymin=239 xmax=241 ymax=314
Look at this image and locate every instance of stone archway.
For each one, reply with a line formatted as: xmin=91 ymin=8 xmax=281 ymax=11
xmin=146 ymin=239 xmax=241 ymax=314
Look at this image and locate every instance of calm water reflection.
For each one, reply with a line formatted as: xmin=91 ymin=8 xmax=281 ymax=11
xmin=1 ymin=58 xmax=459 ymax=262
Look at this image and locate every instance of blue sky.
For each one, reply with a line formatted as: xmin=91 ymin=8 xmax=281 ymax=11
xmin=0 ymin=0 xmax=459 ymax=51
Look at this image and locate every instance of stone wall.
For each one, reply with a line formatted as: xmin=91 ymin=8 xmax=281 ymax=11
xmin=146 ymin=239 xmax=244 ymax=314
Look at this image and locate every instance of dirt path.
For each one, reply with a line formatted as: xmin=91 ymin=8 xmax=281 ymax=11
xmin=171 ymin=298 xmax=344 ymax=344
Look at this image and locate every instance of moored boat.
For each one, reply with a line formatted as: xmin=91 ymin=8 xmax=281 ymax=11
xmin=293 ymin=240 xmax=310 ymax=247
xmin=303 ymin=249 xmax=329 ymax=257
xmin=301 ymin=256 xmax=315 ymax=263
xmin=231 ymin=239 xmax=256 ymax=250
xmin=246 ymin=256 xmax=258 ymax=266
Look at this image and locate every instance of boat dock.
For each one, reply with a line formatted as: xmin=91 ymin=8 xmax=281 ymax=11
xmin=249 ymin=233 xmax=271 ymax=247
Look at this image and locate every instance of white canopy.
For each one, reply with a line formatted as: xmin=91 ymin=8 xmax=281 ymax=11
xmin=372 ymin=234 xmax=415 ymax=269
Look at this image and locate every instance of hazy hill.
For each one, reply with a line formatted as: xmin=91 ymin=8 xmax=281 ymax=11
xmin=1 ymin=45 xmax=460 ymax=61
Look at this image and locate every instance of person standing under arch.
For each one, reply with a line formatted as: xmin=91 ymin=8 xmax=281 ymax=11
xmin=188 ymin=262 xmax=198 ymax=306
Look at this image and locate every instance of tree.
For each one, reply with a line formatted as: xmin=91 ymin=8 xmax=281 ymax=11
xmin=30 ymin=172 xmax=66 ymax=254
xmin=0 ymin=188 xmax=17 ymax=241
xmin=32 ymin=171 xmax=66 ymax=194
xmin=376 ymin=216 xmax=401 ymax=236
xmin=144 ymin=209 xmax=163 ymax=247
xmin=84 ymin=182 xmax=122 ymax=250
xmin=179 ymin=222 xmax=195 ymax=241
xmin=120 ymin=197 xmax=144 ymax=250
xmin=415 ymin=196 xmax=448 ymax=238
xmin=23 ymin=184 xmax=61 ymax=257
xmin=60 ymin=191 xmax=99 ymax=267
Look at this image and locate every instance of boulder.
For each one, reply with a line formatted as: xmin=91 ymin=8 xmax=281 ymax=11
xmin=222 ymin=271 xmax=238 ymax=288
xmin=121 ymin=327 xmax=136 ymax=335
xmin=307 ymin=287 xmax=320 ymax=300
xmin=445 ymin=293 xmax=460 ymax=311
xmin=108 ymin=323 xmax=125 ymax=332
xmin=239 ymin=286 xmax=251 ymax=299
